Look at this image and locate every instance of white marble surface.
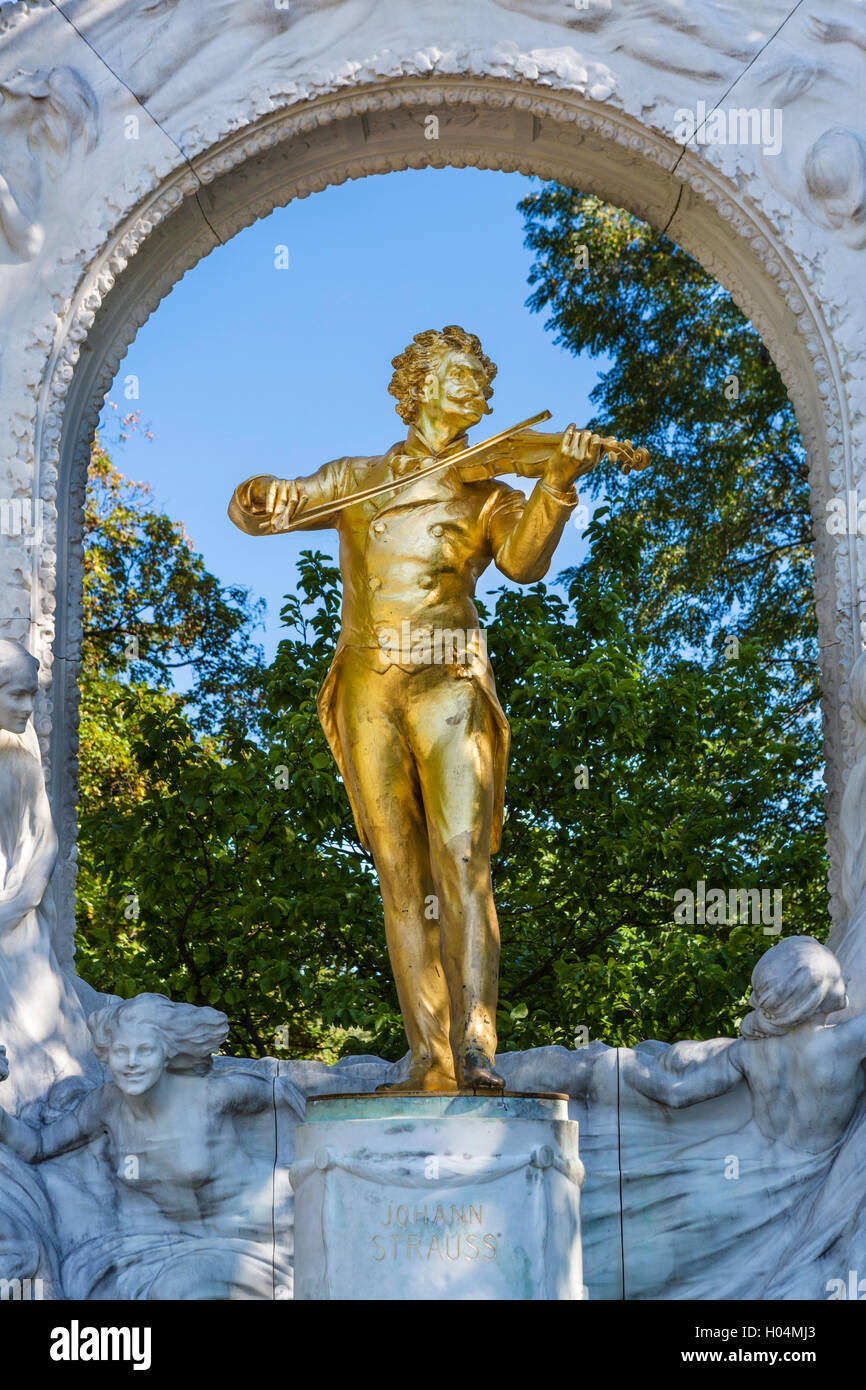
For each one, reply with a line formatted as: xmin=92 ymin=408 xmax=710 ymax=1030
xmin=831 ymin=651 xmax=866 ymax=1015
xmin=291 ymin=1092 xmax=585 ymax=1301
xmin=0 ymin=642 xmax=98 ymax=1110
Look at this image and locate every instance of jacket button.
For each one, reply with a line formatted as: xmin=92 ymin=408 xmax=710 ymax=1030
xmin=430 ymin=524 xmax=444 ymax=537
xmin=368 ymin=576 xmax=382 ymax=591
xmin=372 ymin=520 xmax=386 ymax=534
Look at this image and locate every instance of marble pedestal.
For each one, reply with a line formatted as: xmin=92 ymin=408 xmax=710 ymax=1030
xmin=291 ymin=1092 xmax=586 ymax=1300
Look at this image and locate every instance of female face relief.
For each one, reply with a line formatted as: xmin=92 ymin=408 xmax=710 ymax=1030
xmin=107 ymin=1023 xmax=168 ymax=1096
xmin=0 ymin=642 xmax=39 ymax=734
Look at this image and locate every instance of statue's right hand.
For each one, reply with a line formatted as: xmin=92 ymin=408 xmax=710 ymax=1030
xmin=0 ymin=1045 xmax=8 ymax=1083
xmin=240 ymin=475 xmax=275 ymax=511
xmin=242 ymin=476 xmax=293 ymax=518
xmin=263 ymin=479 xmax=293 ymax=519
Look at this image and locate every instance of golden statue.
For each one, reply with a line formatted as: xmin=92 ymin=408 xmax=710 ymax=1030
xmin=228 ymin=327 xmax=647 ymax=1093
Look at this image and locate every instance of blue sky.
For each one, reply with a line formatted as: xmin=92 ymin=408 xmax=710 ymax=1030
xmin=99 ymin=167 xmax=608 ymax=660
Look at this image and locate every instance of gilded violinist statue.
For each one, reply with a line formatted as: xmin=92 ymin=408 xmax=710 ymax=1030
xmin=229 ymin=326 xmax=646 ymax=1093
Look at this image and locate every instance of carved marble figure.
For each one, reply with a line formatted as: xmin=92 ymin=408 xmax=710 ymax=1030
xmin=0 ymin=1043 xmax=62 ymax=1297
xmin=0 ymin=640 xmax=95 ymax=1110
xmin=0 ymin=993 xmax=304 ymax=1299
xmin=756 ymin=11 xmax=866 ymax=247
xmin=0 ymin=66 xmax=98 ymax=263
xmin=624 ymin=937 xmax=858 ymax=1149
xmin=613 ymin=936 xmax=866 ymax=1297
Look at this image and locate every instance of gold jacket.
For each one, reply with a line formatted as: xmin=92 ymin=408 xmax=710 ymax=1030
xmin=229 ymin=429 xmax=577 ymax=852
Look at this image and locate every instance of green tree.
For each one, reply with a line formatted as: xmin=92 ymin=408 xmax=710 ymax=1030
xmin=519 ymin=188 xmax=816 ymax=706
xmin=78 ymin=546 xmax=389 ymax=1059
xmin=491 ymin=509 xmax=825 ymax=1050
xmin=75 ymin=435 xmax=266 ymax=994
xmin=83 ymin=434 xmax=264 ymax=736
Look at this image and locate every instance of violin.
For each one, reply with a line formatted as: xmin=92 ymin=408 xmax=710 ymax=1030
xmin=455 ymin=421 xmax=650 ymax=483
xmin=282 ymin=410 xmax=649 ymax=530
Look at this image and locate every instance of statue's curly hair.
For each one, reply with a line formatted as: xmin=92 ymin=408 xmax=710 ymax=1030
xmin=89 ymin=993 xmax=229 ymax=1076
xmin=388 ymin=325 xmax=497 ymax=425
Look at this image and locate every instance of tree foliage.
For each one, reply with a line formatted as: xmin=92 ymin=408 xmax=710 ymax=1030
xmin=83 ymin=435 xmax=264 ymax=736
xmin=519 ymin=188 xmax=816 ymax=707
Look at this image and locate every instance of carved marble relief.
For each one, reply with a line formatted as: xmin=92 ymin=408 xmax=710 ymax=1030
xmin=0 ymin=641 xmax=96 ymax=1109
xmin=754 ymin=11 xmax=866 ymax=246
xmin=0 ymin=66 xmax=98 ymax=262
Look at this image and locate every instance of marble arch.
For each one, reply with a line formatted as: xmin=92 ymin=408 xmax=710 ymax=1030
xmin=0 ymin=0 xmax=863 ymax=975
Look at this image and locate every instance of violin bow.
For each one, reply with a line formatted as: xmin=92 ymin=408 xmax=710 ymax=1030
xmin=278 ymin=410 xmax=647 ymax=531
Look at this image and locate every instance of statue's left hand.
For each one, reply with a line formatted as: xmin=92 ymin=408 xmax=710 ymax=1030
xmin=543 ymin=425 xmax=604 ymax=493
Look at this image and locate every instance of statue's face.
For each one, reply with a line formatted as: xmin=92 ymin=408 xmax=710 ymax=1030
xmin=424 ymin=349 xmax=489 ymax=429
xmin=108 ymin=1022 xmax=168 ymax=1096
xmin=0 ymin=674 xmax=38 ymax=734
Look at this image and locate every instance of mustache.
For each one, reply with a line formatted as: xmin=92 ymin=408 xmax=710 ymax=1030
xmin=450 ymin=392 xmax=490 ymax=413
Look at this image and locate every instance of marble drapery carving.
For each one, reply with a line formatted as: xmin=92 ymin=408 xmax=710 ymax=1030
xmin=0 ymin=641 xmax=96 ymax=1111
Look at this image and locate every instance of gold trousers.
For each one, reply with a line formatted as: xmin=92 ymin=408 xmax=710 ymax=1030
xmin=334 ymin=647 xmax=500 ymax=1077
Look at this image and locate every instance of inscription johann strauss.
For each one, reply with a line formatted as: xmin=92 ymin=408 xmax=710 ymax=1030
xmin=373 ymin=1202 xmax=497 ymax=1261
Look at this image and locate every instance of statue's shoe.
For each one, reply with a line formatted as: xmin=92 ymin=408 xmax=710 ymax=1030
xmin=376 ymin=1065 xmax=458 ymax=1094
xmin=457 ymin=1049 xmax=506 ymax=1092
